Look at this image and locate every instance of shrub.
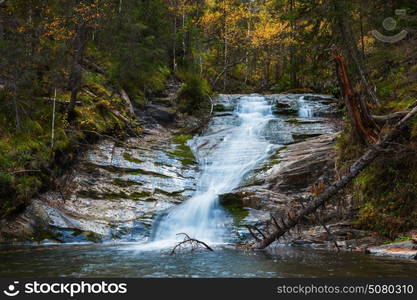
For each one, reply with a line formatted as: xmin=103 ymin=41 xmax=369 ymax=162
xmin=177 ymin=73 xmax=212 ymax=114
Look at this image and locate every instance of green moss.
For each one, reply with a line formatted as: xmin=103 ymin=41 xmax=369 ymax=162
xmin=113 ymin=178 xmax=142 ymax=187
xmin=127 ymin=169 xmax=170 ymax=178
xmin=130 ymin=191 xmax=152 ymax=200
xmin=256 ymin=145 xmax=287 ymax=172
xmin=33 ymin=228 xmax=63 ymax=243
xmin=171 ymin=134 xmax=193 ymax=144
xmin=154 ymin=188 xmax=183 ymax=197
xmin=285 ymin=118 xmax=301 ymax=125
xmin=354 ymin=155 xmax=417 ymax=238
xmin=218 ymin=193 xmax=249 ymax=226
xmin=84 ymin=231 xmax=102 ymax=243
xmin=123 ymin=152 xmax=143 ymax=164
xmin=383 ymin=236 xmax=411 ymax=245
xmin=223 ymin=203 xmax=249 ymax=226
xmin=213 ymin=104 xmax=233 ymax=112
xmin=214 ymin=104 xmax=226 ymax=112
xmin=338 ymin=122 xmax=417 ymax=238
xmin=77 ymin=190 xmax=101 ymax=198
xmin=168 ymin=134 xmax=196 ymax=166
xmin=144 ymin=198 xmax=157 ymax=202
xmin=103 ymin=191 xmax=129 ymax=200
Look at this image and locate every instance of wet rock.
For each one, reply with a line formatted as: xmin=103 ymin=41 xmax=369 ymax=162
xmin=303 ymin=95 xmax=336 ymax=103
xmin=146 ymin=104 xmax=176 ymax=124
xmin=366 ymin=241 xmax=417 ymax=260
xmin=273 ymin=102 xmax=298 ymax=115
xmin=0 ymin=129 xmax=198 ymax=243
xmin=242 ymin=133 xmax=338 ymax=194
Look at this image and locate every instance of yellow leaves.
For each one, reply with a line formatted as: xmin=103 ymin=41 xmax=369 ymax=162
xmin=15 ymin=25 xmax=27 ymax=33
xmin=43 ymin=19 xmax=75 ymax=41
xmin=73 ymin=0 xmax=109 ymax=28
xmin=362 ymin=35 xmax=376 ymax=52
xmin=251 ymin=11 xmax=290 ymax=49
xmin=166 ymin=0 xmax=197 ymax=18
xmin=42 ymin=0 xmax=109 ymax=41
xmin=200 ymin=11 xmax=222 ymax=28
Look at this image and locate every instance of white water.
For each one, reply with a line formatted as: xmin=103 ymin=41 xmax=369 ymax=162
xmin=298 ymin=96 xmax=314 ymax=117
xmin=142 ymin=95 xmax=275 ymax=249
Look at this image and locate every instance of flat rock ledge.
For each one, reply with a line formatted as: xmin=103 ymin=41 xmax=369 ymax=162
xmin=366 ymin=241 xmax=417 ymax=260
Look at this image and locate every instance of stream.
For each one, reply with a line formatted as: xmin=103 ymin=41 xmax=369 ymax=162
xmin=1 ymin=94 xmax=417 ymax=277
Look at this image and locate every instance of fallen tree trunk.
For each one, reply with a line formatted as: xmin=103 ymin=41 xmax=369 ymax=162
xmin=252 ymin=104 xmax=417 ymax=249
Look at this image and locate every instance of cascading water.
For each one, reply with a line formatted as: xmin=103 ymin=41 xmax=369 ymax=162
xmin=146 ymin=95 xmax=275 ymax=248
xmin=298 ymin=96 xmax=314 ymax=117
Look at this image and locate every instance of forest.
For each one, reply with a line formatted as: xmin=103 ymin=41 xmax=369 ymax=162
xmin=1 ymin=0 xmax=417 ymax=275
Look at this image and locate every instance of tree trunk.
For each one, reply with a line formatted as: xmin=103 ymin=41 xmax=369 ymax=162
xmin=332 ymin=46 xmax=380 ymax=144
xmin=68 ymin=23 xmax=87 ymax=122
xmin=253 ymin=104 xmax=417 ymax=249
xmin=332 ymin=0 xmax=379 ymax=105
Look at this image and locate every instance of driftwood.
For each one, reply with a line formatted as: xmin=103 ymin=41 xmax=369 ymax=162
xmin=252 ymin=104 xmax=417 ymax=249
xmin=170 ymin=233 xmax=214 ymax=255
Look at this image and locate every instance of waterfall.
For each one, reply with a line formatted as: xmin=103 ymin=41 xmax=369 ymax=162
xmin=298 ymin=96 xmax=314 ymax=117
xmin=146 ymin=95 xmax=275 ymax=248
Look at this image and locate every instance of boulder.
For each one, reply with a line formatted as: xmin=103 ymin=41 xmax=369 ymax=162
xmin=273 ymin=102 xmax=298 ymax=115
xmin=146 ymin=104 xmax=176 ymax=124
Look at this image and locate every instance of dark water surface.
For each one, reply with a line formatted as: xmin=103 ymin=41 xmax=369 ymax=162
xmin=1 ymin=244 xmax=416 ymax=278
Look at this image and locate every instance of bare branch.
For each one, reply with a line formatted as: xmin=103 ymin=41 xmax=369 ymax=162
xmin=170 ymin=233 xmax=214 ymax=255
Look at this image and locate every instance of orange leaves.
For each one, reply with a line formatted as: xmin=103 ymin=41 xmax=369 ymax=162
xmin=43 ymin=19 xmax=75 ymax=41
xmin=42 ymin=0 xmax=109 ymax=41
xmin=73 ymin=0 xmax=109 ymax=28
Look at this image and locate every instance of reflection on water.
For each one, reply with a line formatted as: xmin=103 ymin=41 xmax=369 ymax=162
xmin=1 ymin=244 xmax=416 ymax=278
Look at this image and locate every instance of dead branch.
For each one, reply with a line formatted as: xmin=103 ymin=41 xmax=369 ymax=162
xmin=170 ymin=233 xmax=214 ymax=255
xmin=83 ymin=57 xmax=106 ymax=74
xmin=372 ymin=111 xmax=410 ymax=126
xmin=332 ymin=45 xmax=380 ymax=144
xmin=244 ymin=225 xmax=261 ymax=242
xmin=252 ymin=104 xmax=417 ymax=249
xmin=212 ymin=57 xmax=246 ymax=87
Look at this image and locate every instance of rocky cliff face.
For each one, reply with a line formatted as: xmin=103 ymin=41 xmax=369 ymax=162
xmin=0 ymin=112 xmax=201 ymax=243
